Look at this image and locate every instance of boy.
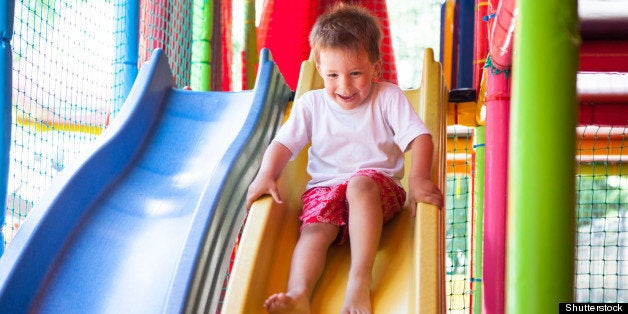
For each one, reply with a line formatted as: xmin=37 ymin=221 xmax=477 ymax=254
xmin=246 ymin=3 xmax=443 ymax=313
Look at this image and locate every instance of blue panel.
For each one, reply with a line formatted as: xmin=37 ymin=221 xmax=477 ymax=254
xmin=457 ymin=0 xmax=475 ymax=88
xmin=0 ymin=0 xmax=15 ymax=256
xmin=0 ymin=1 xmax=15 ymax=39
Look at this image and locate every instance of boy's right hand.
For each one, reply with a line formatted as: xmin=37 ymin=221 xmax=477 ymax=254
xmin=246 ymin=174 xmax=283 ymax=209
xmin=246 ymin=141 xmax=292 ymax=209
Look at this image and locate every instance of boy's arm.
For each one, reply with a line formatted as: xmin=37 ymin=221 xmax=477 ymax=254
xmin=246 ymin=141 xmax=293 ymax=209
xmin=408 ymin=134 xmax=444 ymax=216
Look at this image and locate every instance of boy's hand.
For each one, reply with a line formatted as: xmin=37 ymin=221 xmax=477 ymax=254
xmin=408 ymin=176 xmax=444 ymax=216
xmin=246 ymin=174 xmax=283 ymax=209
xmin=245 ymin=142 xmax=292 ymax=209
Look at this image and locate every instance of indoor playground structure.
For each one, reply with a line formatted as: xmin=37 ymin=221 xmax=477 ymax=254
xmin=0 ymin=0 xmax=626 ymax=313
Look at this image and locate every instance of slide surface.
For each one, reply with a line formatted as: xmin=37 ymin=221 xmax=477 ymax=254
xmin=0 ymin=48 xmax=291 ymax=313
xmin=223 ymin=49 xmax=447 ymax=313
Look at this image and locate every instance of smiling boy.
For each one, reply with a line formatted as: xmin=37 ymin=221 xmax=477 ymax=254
xmin=246 ymin=3 xmax=443 ymax=313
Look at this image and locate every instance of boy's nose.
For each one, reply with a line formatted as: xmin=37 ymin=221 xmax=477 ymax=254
xmin=339 ymin=76 xmax=351 ymax=89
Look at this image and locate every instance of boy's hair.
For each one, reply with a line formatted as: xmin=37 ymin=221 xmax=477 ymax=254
xmin=309 ymin=3 xmax=383 ymax=64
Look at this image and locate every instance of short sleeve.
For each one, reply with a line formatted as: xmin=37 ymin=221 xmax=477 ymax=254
xmin=272 ymin=95 xmax=313 ymax=160
xmin=384 ymin=84 xmax=431 ymax=152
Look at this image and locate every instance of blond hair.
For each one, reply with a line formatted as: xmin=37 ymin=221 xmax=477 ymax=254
xmin=309 ymin=3 xmax=383 ymax=64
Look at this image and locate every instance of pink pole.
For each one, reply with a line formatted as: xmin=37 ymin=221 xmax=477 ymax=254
xmin=488 ymin=0 xmax=516 ymax=70
xmin=482 ymin=70 xmax=510 ymax=314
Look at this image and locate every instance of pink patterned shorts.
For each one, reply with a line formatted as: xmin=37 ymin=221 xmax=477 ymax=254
xmin=300 ymin=169 xmax=406 ymax=244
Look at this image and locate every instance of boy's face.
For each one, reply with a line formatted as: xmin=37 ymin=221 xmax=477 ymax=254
xmin=316 ymin=48 xmax=381 ymax=110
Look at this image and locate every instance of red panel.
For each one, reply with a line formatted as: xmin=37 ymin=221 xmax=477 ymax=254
xmin=220 ymin=0 xmax=233 ymax=91
xmin=257 ymin=0 xmax=318 ymax=90
xmin=580 ymin=41 xmax=628 ymax=72
xmin=579 ymin=104 xmax=628 ymax=126
xmin=577 ymin=72 xmax=628 ymax=126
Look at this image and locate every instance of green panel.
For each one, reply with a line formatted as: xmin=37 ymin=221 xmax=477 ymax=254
xmin=242 ymin=0 xmax=258 ymax=89
xmin=191 ymin=0 xmax=213 ymax=91
xmin=472 ymin=126 xmax=485 ymax=314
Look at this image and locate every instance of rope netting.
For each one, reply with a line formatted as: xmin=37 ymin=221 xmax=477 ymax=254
xmin=5 ymin=0 xmax=123 ymax=244
xmin=138 ymin=0 xmax=233 ymax=91
xmin=139 ymin=0 xmax=194 ymax=88
xmin=445 ymin=125 xmax=475 ymax=313
xmin=446 ymin=124 xmax=628 ymax=310
xmin=3 ymin=0 xmax=206 ymax=246
xmin=575 ymin=125 xmax=628 ymax=302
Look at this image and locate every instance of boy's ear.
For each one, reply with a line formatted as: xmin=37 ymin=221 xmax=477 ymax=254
xmin=373 ymin=59 xmax=383 ymax=80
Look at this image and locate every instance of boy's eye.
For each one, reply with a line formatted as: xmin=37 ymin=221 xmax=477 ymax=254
xmin=327 ymin=73 xmax=338 ymax=78
xmin=350 ymin=71 xmax=361 ymax=76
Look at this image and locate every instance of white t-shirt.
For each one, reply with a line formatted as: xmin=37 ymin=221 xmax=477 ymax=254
xmin=273 ymin=82 xmax=430 ymax=189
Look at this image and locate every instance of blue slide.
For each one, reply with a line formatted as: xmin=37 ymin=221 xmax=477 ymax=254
xmin=0 ymin=48 xmax=292 ymax=313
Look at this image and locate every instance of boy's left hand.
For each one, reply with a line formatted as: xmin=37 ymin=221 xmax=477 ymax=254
xmin=408 ymin=176 xmax=444 ymax=216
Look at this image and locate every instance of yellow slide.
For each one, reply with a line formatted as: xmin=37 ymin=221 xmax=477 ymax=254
xmin=223 ymin=48 xmax=447 ymax=313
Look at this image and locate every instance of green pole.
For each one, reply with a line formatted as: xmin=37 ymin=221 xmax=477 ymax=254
xmin=243 ymin=0 xmax=258 ymax=90
xmin=507 ymin=0 xmax=579 ymax=313
xmin=191 ymin=0 xmax=213 ymax=91
xmin=472 ymin=126 xmax=485 ymax=314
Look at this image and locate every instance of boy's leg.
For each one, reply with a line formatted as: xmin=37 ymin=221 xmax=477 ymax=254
xmin=342 ymin=175 xmax=384 ymax=313
xmin=265 ymin=222 xmax=339 ymax=313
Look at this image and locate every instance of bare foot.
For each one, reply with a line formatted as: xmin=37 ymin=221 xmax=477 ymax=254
xmin=264 ymin=292 xmax=310 ymax=313
xmin=341 ymin=278 xmax=372 ymax=314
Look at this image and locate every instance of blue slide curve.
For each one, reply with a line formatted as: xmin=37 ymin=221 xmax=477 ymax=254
xmin=0 ymin=49 xmax=291 ymax=313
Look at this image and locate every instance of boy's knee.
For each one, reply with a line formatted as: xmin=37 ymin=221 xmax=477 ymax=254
xmin=346 ymin=175 xmax=380 ymax=199
xmin=301 ymin=223 xmax=339 ymax=239
xmin=300 ymin=223 xmax=340 ymax=247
